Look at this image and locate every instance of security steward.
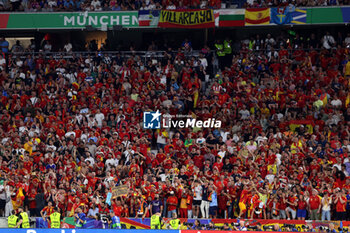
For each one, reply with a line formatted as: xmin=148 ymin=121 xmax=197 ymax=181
xmin=223 ymin=37 xmax=232 ymax=68
xmin=8 ymin=210 xmax=18 ymax=228
xmin=150 ymin=212 xmax=163 ymax=229
xmin=49 ymin=207 xmax=62 ymax=228
xmin=214 ymin=40 xmax=225 ymax=70
xmin=169 ymin=212 xmax=181 ymax=230
xmin=15 ymin=207 xmax=30 ymax=228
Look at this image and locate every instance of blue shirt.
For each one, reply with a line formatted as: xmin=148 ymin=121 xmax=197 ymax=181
xmin=111 ymin=216 xmax=121 ymax=229
xmin=209 ymin=192 xmax=218 ymax=207
xmin=346 ymin=194 xmax=350 ymax=210
xmin=0 ymin=40 xmax=9 ymax=53
xmin=75 ymin=213 xmax=86 ymax=228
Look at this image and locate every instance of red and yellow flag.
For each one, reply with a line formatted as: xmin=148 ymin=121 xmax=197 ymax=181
xmin=245 ymin=8 xmax=270 ymax=25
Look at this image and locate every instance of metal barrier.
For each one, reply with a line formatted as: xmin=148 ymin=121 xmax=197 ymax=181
xmin=5 ymin=50 xmax=215 ymax=66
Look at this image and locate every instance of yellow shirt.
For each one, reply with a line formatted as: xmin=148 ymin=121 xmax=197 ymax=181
xmin=291 ymin=140 xmax=302 ymax=154
xmin=180 ymin=198 xmax=187 ymax=209
xmin=24 ymin=141 xmax=33 ymax=155
xmin=345 ymin=61 xmax=350 ymax=76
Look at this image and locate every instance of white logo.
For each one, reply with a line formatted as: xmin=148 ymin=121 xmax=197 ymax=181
xmin=143 ymin=110 xmax=162 ymax=129
xmin=143 ymin=111 xmax=221 ymax=129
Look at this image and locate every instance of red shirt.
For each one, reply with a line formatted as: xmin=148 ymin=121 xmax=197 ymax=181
xmin=336 ymin=196 xmax=347 ymax=212
xmin=112 ymin=204 xmax=123 ymax=216
xmin=42 ymin=206 xmax=54 ymax=216
xmin=309 ymin=195 xmax=320 ymax=210
xmin=167 ymin=196 xmax=178 ymax=211
xmin=297 ymin=200 xmax=307 ymax=210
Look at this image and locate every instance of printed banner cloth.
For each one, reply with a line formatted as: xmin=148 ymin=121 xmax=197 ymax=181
xmin=214 ymin=9 xmax=245 ymax=27
xmin=270 ymin=6 xmax=292 ymax=24
xmin=290 ymin=8 xmax=307 ymax=24
xmin=138 ymin=10 xmax=160 ymax=27
xmin=245 ymin=8 xmax=270 ymax=25
xmin=0 ymin=12 xmax=139 ymax=29
xmin=306 ymin=7 xmax=343 ymax=24
xmin=33 ymin=217 xmax=350 ymax=231
xmin=158 ymin=9 xmax=215 ymax=28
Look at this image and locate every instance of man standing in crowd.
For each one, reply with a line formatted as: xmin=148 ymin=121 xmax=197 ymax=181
xmin=15 ymin=207 xmax=30 ymax=228
xmin=49 ymin=207 xmax=62 ymax=228
xmin=74 ymin=207 xmax=86 ymax=229
xmin=109 ymin=211 xmax=121 ymax=229
xmin=151 ymin=212 xmax=163 ymax=229
xmin=169 ymin=212 xmax=180 ymax=230
xmin=0 ymin=36 xmax=9 ymax=53
xmin=8 ymin=210 xmax=18 ymax=228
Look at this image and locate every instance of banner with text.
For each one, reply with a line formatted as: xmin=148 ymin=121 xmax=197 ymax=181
xmin=158 ymin=9 xmax=215 ymax=28
xmin=0 ymin=12 xmax=139 ymax=29
xmin=1 ymin=7 xmax=350 ymax=30
xmin=4 ymin=230 xmax=176 ymax=233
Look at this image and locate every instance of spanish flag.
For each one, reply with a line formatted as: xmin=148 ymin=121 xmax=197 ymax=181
xmin=12 ymin=187 xmax=25 ymax=210
xmin=72 ymin=82 xmax=80 ymax=90
xmin=245 ymin=8 xmax=270 ymax=25
xmin=320 ymin=93 xmax=328 ymax=106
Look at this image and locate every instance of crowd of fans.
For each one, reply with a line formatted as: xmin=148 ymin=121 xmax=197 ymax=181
xmin=0 ymin=0 xmax=347 ymax=12
xmin=0 ymin=28 xmax=349 ymax=226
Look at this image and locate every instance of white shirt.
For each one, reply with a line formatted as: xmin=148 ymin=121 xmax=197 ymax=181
xmin=64 ymin=43 xmax=72 ymax=52
xmin=322 ymin=197 xmax=332 ymax=211
xmin=331 ymin=99 xmax=342 ymax=107
xmin=95 ymin=113 xmax=105 ymax=127
xmin=239 ymin=109 xmax=250 ymax=119
xmin=30 ymin=96 xmax=38 ymax=105
xmin=88 ymin=207 xmax=99 ymax=217
xmin=265 ymin=174 xmax=275 ymax=184
xmin=166 ymin=4 xmax=175 ymax=9
xmin=220 ymin=131 xmax=230 ymax=142
xmin=91 ymin=0 xmax=101 ymax=8
xmin=323 ymin=35 xmax=335 ymax=49
xmin=218 ymin=151 xmax=226 ymax=162
xmin=44 ymin=44 xmax=52 ymax=52
xmin=48 ymin=0 xmax=57 ymax=7
xmin=85 ymin=157 xmax=95 ymax=166
xmin=65 ymin=131 xmax=76 ymax=138
xmin=199 ymin=58 xmax=208 ymax=69
xmin=345 ymin=36 xmax=350 ymax=46
xmin=0 ymin=58 xmax=6 ymax=66
xmin=196 ymin=138 xmax=206 ymax=144
xmin=193 ymin=185 xmax=203 ymax=200
xmin=0 ymin=185 xmax=5 ymax=200
xmin=256 ymin=136 xmax=267 ymax=145
xmin=105 ymin=158 xmax=118 ymax=171
xmin=46 ymin=145 xmax=57 ymax=151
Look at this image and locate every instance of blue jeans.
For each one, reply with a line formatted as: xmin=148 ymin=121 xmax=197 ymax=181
xmin=167 ymin=209 xmax=176 ymax=218
xmin=322 ymin=210 xmax=331 ymax=221
xmin=228 ymin=201 xmax=234 ymax=219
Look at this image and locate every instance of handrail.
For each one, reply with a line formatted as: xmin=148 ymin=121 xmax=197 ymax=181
xmin=5 ymin=50 xmax=215 ymax=65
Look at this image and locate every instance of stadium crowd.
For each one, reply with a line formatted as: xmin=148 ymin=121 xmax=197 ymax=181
xmin=0 ymin=0 xmax=347 ymax=12
xmin=0 ymin=29 xmax=349 ymax=226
